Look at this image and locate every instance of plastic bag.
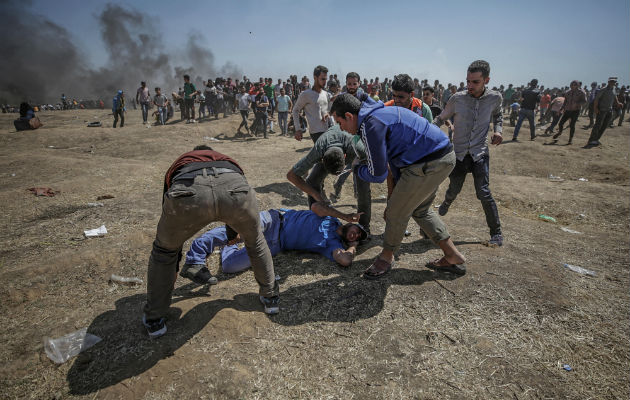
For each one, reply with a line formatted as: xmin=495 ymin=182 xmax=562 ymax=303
xmin=44 ymin=328 xmax=102 ymax=364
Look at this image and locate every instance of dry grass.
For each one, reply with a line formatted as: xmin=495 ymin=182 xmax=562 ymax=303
xmin=0 ymin=109 xmax=628 ymax=399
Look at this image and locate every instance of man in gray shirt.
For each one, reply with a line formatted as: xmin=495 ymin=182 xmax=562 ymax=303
xmin=292 ymin=65 xmax=331 ymax=144
xmin=286 ymin=124 xmax=372 ymax=235
xmin=434 ymin=60 xmax=504 ymax=246
xmin=586 ymin=77 xmax=621 ymax=148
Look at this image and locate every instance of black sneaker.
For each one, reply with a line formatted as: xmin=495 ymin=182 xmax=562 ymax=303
xmin=142 ymin=315 xmax=166 ymax=339
xmin=438 ymin=202 xmax=450 ymax=216
xmin=180 ymin=264 xmax=218 ymax=285
xmin=259 ymin=295 xmax=279 ymax=314
xmin=488 ymin=234 xmax=503 ymax=247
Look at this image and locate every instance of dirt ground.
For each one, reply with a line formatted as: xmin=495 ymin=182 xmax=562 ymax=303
xmin=0 ymin=107 xmax=628 ymax=400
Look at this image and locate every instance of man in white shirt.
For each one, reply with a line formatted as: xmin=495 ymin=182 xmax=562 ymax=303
xmin=292 ymin=65 xmax=331 ymax=144
xmin=236 ymin=85 xmax=252 ymax=135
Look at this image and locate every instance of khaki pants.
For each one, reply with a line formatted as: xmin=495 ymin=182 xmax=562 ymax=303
xmin=384 ymin=151 xmax=456 ymax=253
xmin=143 ymin=171 xmax=277 ymax=320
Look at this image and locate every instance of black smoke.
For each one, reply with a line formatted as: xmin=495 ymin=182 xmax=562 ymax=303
xmin=0 ymin=2 xmax=242 ymax=104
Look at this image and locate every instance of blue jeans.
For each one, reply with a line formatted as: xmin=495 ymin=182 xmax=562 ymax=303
xmin=140 ymin=102 xmax=150 ymax=123
xmin=513 ymin=108 xmax=536 ymax=139
xmin=443 ymin=154 xmax=501 ymax=236
xmin=157 ymin=106 xmax=167 ymax=125
xmin=185 ymin=210 xmax=283 ymax=273
xmin=278 ymin=111 xmax=288 ymax=135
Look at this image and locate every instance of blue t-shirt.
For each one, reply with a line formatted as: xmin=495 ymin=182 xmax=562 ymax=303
xmin=279 ymin=210 xmax=344 ymax=261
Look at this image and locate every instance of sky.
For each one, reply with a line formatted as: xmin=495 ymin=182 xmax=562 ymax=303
xmin=20 ymin=0 xmax=630 ymax=89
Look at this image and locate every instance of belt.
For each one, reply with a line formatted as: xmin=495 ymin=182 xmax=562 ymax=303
xmin=414 ymin=143 xmax=453 ymax=165
xmin=271 ymin=209 xmax=285 ymax=231
xmin=173 ymin=167 xmax=239 ymax=181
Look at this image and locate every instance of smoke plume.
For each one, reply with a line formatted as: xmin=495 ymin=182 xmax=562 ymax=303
xmin=0 ymin=2 xmax=242 ymax=104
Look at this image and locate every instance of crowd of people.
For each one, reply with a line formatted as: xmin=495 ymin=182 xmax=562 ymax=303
xmin=4 ymin=63 xmax=626 ymax=338
xmin=142 ymin=60 xmax=551 ymax=338
xmin=104 ymin=71 xmax=628 ymax=148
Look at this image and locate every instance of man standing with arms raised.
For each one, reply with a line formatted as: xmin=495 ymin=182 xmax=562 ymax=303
xmin=434 ymin=60 xmax=504 ymax=247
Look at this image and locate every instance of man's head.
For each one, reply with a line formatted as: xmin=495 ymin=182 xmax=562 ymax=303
xmin=193 ymin=145 xmax=213 ymax=151
xmin=570 ymin=80 xmax=579 ymax=89
xmin=346 ymin=72 xmax=361 ymax=95
xmin=370 ymin=85 xmax=378 ymax=95
xmin=341 ymin=223 xmax=368 ymax=243
xmin=608 ymin=77 xmax=618 ymax=87
xmin=117 ymin=90 xmax=123 ymax=96
xmin=322 ymin=147 xmax=345 ymax=175
xmin=530 ymin=79 xmax=538 ymax=88
xmin=331 ymin=93 xmax=362 ymax=134
xmin=391 ymin=74 xmax=415 ymax=109
xmin=313 ymin=65 xmax=328 ymax=88
xmin=183 ymin=74 xmax=190 ymax=82
xmin=240 ymin=85 xmax=246 ymax=93
xmin=141 ymin=81 xmax=146 ymax=87
xmin=155 ymin=87 xmax=161 ymax=95
xmin=422 ymin=86 xmax=435 ymax=104
xmin=466 ymin=60 xmax=491 ymax=98
xmin=280 ymin=87 xmax=285 ymax=96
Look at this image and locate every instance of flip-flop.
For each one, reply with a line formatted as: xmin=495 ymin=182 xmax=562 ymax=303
xmin=425 ymin=258 xmax=466 ymax=276
xmin=363 ymin=257 xmax=394 ymax=280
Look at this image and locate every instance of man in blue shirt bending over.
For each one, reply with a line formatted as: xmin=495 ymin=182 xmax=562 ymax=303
xmin=180 ymin=202 xmax=367 ymax=284
xmin=330 ymin=94 xmax=466 ymax=279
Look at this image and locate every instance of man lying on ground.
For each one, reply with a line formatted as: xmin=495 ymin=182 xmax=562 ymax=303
xmin=180 ymin=202 xmax=367 ymax=284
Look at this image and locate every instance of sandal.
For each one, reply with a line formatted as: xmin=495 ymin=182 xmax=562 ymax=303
xmin=363 ymin=257 xmax=394 ymax=280
xmin=425 ymin=257 xmax=466 ymax=276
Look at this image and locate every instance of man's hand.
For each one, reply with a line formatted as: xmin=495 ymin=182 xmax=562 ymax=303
xmin=341 ymin=212 xmax=363 ymax=223
xmin=321 ymin=113 xmax=330 ymax=123
xmin=294 ymin=130 xmax=303 ymax=141
xmin=490 ymin=132 xmax=503 ymax=145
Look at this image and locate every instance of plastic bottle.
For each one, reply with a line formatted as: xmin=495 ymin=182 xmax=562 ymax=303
xmin=44 ymin=328 xmax=102 ymax=364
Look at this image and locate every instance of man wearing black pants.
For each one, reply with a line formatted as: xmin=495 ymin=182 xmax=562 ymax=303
xmin=236 ymin=86 xmax=251 ymax=135
xmin=434 ymin=60 xmax=504 ymax=247
xmin=512 ymin=79 xmax=540 ymax=141
xmin=553 ymin=80 xmax=586 ymax=145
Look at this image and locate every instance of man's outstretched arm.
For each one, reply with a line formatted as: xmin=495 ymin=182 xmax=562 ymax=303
xmin=310 ymin=201 xmax=362 ymax=223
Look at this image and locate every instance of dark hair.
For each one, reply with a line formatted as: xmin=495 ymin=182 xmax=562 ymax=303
xmin=322 ymin=147 xmax=345 ymax=175
xmin=530 ymin=79 xmax=538 ymax=87
xmin=346 ymin=72 xmax=360 ymax=81
xmin=193 ymin=145 xmax=213 ymax=151
xmin=467 ymin=60 xmax=490 ymax=78
xmin=392 ymin=74 xmax=414 ymax=93
xmin=313 ymin=65 xmax=328 ymax=77
xmin=422 ymin=86 xmax=435 ymax=94
xmin=330 ymin=93 xmax=361 ymax=118
xmin=155 ymin=87 xmax=161 ymax=91
xmin=183 ymin=74 xmax=190 ymax=80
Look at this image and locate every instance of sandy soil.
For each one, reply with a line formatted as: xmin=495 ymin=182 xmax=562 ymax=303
xmin=0 ymin=108 xmax=628 ymax=399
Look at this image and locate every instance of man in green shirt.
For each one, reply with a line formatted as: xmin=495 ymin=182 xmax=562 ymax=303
xmin=183 ymin=74 xmax=198 ymax=123
xmin=286 ymin=125 xmax=372 ymax=236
